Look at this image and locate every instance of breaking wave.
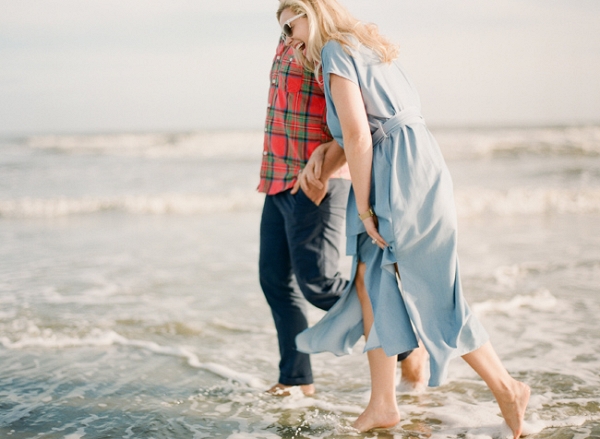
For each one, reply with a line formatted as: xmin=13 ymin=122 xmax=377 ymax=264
xmin=22 ymin=131 xmax=263 ymax=160
xmin=434 ymin=125 xmax=600 ymax=160
xmin=0 ymin=192 xmax=265 ymax=218
xmin=13 ymin=125 xmax=600 ymax=160
xmin=0 ymin=329 xmax=264 ymax=388
xmin=455 ymin=187 xmax=600 ymax=217
xmin=2 ymin=187 xmax=600 ymax=218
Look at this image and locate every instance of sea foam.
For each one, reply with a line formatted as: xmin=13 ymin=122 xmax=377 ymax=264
xmin=435 ymin=125 xmax=600 ymax=160
xmin=2 ymin=187 xmax=600 ymax=218
xmin=455 ymin=187 xmax=600 ymax=217
xmin=0 ymin=330 xmax=265 ymax=388
xmin=19 ymin=125 xmax=600 ymax=160
xmin=0 ymin=192 xmax=265 ymax=218
xmin=472 ymin=289 xmax=557 ymax=315
xmin=23 ymin=131 xmax=263 ymax=159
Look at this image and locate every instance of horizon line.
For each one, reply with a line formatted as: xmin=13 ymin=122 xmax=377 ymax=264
xmin=2 ymin=121 xmax=600 ymax=139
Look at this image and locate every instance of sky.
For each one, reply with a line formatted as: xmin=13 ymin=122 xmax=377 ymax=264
xmin=1 ymin=0 xmax=599 ymax=134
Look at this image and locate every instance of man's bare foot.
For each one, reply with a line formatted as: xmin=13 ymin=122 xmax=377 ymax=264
xmin=495 ymin=380 xmax=530 ymax=439
xmin=352 ymin=404 xmax=400 ymax=432
xmin=265 ymin=383 xmax=315 ymax=397
xmin=399 ymin=343 xmax=428 ymax=391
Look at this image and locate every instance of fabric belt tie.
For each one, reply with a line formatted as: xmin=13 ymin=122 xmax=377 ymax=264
xmin=372 ymin=107 xmax=425 ymax=146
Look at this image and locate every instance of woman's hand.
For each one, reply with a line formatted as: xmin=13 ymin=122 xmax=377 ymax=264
xmin=362 ymin=215 xmax=389 ymax=249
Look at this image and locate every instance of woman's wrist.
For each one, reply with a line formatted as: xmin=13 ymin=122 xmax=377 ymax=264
xmin=358 ymin=207 xmax=375 ymax=221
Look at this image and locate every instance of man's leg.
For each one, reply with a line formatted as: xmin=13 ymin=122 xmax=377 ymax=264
xmin=398 ymin=343 xmax=428 ymax=390
xmin=260 ymin=180 xmax=348 ymax=395
xmin=287 ymin=179 xmax=350 ymax=309
xmin=394 ymin=266 xmax=428 ymax=389
xmin=259 ymin=194 xmax=314 ymax=391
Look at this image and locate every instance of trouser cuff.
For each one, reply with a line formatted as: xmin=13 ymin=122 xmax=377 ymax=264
xmin=278 ymin=375 xmax=314 ymax=386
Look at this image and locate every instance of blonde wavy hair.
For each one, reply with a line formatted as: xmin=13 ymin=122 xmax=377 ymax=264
xmin=276 ymin=0 xmax=399 ymax=74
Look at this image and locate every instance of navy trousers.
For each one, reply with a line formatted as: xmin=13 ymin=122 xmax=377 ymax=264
xmin=259 ymin=179 xmax=351 ymax=385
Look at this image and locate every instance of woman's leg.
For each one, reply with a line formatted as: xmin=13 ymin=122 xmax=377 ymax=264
xmin=462 ymin=342 xmax=530 ymax=439
xmin=352 ymin=261 xmax=401 ymax=432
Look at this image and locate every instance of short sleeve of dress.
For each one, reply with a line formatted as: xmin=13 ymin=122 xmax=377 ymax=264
xmin=321 ymin=41 xmax=359 ymax=86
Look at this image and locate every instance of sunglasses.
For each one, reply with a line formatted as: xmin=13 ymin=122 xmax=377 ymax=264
xmin=281 ymin=13 xmax=305 ymax=39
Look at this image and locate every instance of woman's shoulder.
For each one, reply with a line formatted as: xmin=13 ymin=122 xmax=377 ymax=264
xmin=322 ymin=38 xmax=378 ymax=64
xmin=321 ymin=40 xmax=354 ymax=74
xmin=320 ymin=39 xmax=360 ymax=84
xmin=321 ymin=38 xmax=362 ymax=66
xmin=321 ymin=40 xmax=347 ymax=57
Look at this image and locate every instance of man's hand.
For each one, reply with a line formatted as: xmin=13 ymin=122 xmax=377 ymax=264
xmin=301 ymin=177 xmax=328 ymax=205
xmin=299 ymin=146 xmax=325 ymax=191
xmin=291 ymin=143 xmax=327 ymax=205
xmin=291 ymin=168 xmax=328 ymax=205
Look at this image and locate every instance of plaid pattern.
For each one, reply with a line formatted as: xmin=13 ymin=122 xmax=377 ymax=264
xmin=258 ymin=40 xmax=340 ymax=195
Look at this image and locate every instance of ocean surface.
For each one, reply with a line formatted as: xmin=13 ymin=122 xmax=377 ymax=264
xmin=1 ymin=126 xmax=599 ymax=439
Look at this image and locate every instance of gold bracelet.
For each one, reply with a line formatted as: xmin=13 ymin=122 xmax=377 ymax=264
xmin=358 ymin=207 xmax=375 ymax=221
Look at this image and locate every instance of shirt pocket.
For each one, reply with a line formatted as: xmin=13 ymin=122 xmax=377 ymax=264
xmin=284 ymin=60 xmax=305 ymax=93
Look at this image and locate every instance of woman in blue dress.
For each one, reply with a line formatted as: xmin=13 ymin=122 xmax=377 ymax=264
xmin=276 ymin=0 xmax=531 ymax=436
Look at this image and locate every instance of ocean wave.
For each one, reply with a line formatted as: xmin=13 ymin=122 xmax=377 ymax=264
xmin=455 ymin=187 xmax=600 ymax=216
xmin=18 ymin=125 xmax=600 ymax=160
xmin=0 ymin=329 xmax=264 ymax=388
xmin=435 ymin=125 xmax=600 ymax=159
xmin=2 ymin=187 xmax=600 ymax=218
xmin=209 ymin=318 xmax=275 ymax=335
xmin=472 ymin=289 xmax=558 ymax=315
xmin=23 ymin=131 xmax=263 ymax=159
xmin=0 ymin=192 xmax=265 ymax=218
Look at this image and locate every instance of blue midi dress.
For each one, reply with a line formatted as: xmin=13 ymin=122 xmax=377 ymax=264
xmin=295 ymin=40 xmax=489 ymax=387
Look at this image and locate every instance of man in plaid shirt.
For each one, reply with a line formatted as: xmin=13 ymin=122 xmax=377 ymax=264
xmin=257 ymin=38 xmax=351 ymax=396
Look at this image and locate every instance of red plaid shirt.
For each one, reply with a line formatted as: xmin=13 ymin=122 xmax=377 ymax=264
xmin=258 ymin=40 xmax=348 ymax=195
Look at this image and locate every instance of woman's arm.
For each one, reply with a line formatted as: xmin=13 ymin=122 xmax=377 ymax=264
xmin=292 ymin=138 xmax=346 ymax=188
xmin=329 ymin=73 xmax=388 ymax=248
xmin=291 ymin=139 xmax=346 ymax=205
xmin=308 ymin=139 xmax=347 ymax=183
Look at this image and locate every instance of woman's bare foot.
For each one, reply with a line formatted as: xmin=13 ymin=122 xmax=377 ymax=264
xmin=265 ymin=383 xmax=315 ymax=397
xmin=495 ymin=380 xmax=530 ymax=439
xmin=352 ymin=404 xmax=400 ymax=432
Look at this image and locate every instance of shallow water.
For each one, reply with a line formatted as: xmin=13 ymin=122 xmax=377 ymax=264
xmin=1 ymin=127 xmax=599 ymax=438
